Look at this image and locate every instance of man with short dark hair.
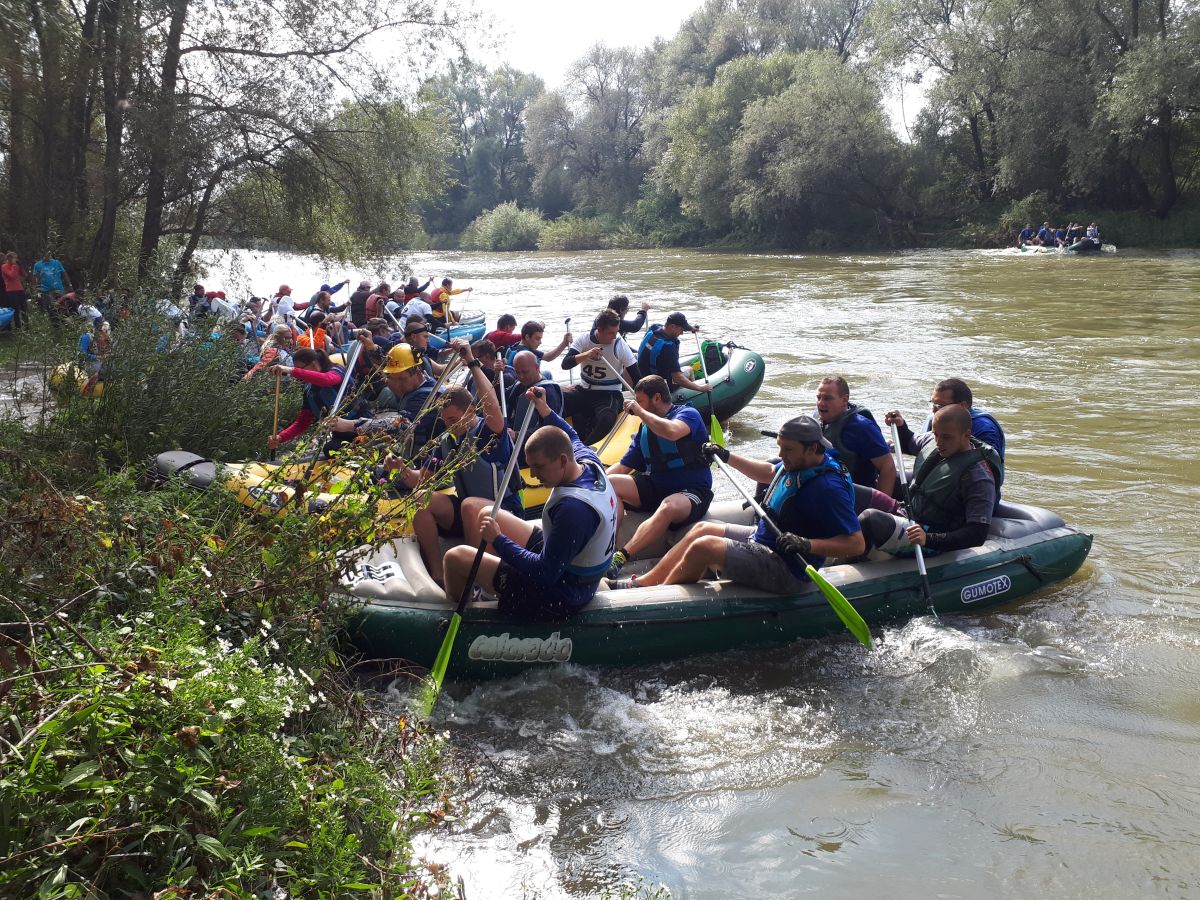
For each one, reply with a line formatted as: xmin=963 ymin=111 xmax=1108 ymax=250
xmin=447 ymin=386 xmax=620 ymax=620
xmin=605 ymin=375 xmax=713 ymax=579
xmin=485 ymin=313 xmax=523 ymax=350
xmin=505 ymin=319 xmax=572 ymax=366
xmin=403 ymin=315 xmax=446 ymax=378
xmin=611 ymin=415 xmax=864 ymax=591
xmin=561 ymin=308 xmax=641 ymax=443
xmin=348 ymin=280 xmax=373 ymax=326
xmin=638 ymin=312 xmax=714 ymax=395
xmin=888 ymin=377 xmax=1006 ymax=461
xmin=814 ymin=376 xmax=896 ymax=496
xmin=859 ymin=405 xmax=1003 ymax=554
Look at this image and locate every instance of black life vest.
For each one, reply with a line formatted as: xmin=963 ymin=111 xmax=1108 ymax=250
xmin=822 ymin=404 xmax=881 ymax=487
xmin=908 ymin=438 xmax=1004 ymax=531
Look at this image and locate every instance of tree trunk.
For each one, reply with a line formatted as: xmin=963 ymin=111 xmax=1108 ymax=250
xmin=89 ymin=0 xmax=130 ymax=281
xmin=1153 ymin=101 xmax=1177 ymax=218
xmin=966 ymin=111 xmax=988 ymax=200
xmin=138 ymin=0 xmax=189 ymax=278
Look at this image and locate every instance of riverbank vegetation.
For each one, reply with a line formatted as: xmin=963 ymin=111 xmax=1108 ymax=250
xmin=0 ymin=314 xmax=459 ymax=896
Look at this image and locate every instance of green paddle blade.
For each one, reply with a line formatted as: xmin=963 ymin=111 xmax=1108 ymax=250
xmin=805 ymin=564 xmax=873 ymax=649
xmin=419 ymin=611 xmax=463 ymax=717
xmin=710 ymin=415 xmax=725 ymax=448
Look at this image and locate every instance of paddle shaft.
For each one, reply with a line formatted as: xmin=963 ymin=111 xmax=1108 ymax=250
xmin=713 ymin=456 xmax=782 ymax=538
xmin=889 ymin=420 xmax=933 ymax=604
xmin=693 ymin=330 xmax=719 ymax=429
xmin=271 ymin=371 xmax=281 ymax=461
xmin=453 ymin=400 xmax=538 ymax=617
xmin=565 ymin=318 xmax=573 ymax=385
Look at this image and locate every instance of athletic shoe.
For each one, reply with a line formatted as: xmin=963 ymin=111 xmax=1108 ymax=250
xmin=605 ymin=550 xmax=628 ymax=580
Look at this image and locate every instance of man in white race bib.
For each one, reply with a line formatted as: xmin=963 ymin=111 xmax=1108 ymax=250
xmin=560 ymin=308 xmax=641 ymax=443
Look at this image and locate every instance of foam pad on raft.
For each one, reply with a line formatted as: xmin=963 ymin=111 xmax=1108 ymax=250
xmin=153 ymin=450 xmax=218 ymax=489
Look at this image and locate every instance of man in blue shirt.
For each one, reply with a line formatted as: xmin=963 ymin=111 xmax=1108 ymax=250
xmin=604 ymin=375 xmax=713 ymax=578
xmin=611 ymin=415 xmax=864 ymax=592
xmin=888 ymin=376 xmax=1006 ymax=462
xmin=410 ymin=340 xmax=518 ymax=586
xmin=638 ymin=312 xmax=714 ymax=395
xmin=814 ymin=376 xmax=896 ymax=497
xmin=448 ymin=386 xmax=620 ymax=620
xmin=1016 ymin=224 xmax=1034 ymax=246
xmin=32 ymin=251 xmax=70 ymax=318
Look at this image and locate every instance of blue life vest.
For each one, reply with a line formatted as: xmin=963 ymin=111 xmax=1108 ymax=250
xmin=637 ymin=405 xmax=707 ymax=475
xmin=637 ymin=324 xmax=677 ymax=375
xmin=759 ymin=453 xmax=854 ymax=537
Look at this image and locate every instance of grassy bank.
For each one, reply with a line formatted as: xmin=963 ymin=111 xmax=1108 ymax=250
xmin=0 ymin=316 xmax=457 ymax=898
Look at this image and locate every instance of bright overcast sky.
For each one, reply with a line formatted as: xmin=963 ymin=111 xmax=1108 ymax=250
xmin=468 ymin=0 xmax=703 ymax=88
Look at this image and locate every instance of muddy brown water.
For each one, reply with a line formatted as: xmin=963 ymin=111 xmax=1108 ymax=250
xmin=203 ymin=247 xmax=1200 ymax=898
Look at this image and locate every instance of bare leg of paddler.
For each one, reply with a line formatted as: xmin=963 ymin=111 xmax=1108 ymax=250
xmin=629 ymin=521 xmax=725 ymax=586
xmin=443 ymin=546 xmax=502 ymax=603
xmin=623 ymin=494 xmax=691 ymax=559
xmin=661 ymin=534 xmax=727 ymax=586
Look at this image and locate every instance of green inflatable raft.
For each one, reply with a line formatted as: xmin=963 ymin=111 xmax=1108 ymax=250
xmin=341 ymin=499 xmax=1092 ymax=679
xmin=673 ymin=341 xmax=765 ymax=422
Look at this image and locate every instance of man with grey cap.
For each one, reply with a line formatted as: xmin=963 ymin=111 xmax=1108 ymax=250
xmin=637 ymin=312 xmax=714 ymax=394
xmin=610 ymin=414 xmax=864 ymax=591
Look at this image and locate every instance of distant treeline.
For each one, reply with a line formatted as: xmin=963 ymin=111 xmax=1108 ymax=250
xmin=1 ymin=0 xmax=1196 ymax=286
xmin=418 ymin=0 xmax=1199 ymax=250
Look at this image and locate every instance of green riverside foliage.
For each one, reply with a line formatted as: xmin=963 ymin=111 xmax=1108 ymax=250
xmin=460 ymin=202 xmax=547 ymax=251
xmin=0 ymin=309 xmax=462 ymax=897
xmin=538 ymin=216 xmax=612 ymax=251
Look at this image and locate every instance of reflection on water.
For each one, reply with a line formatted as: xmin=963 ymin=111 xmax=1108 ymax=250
xmin=204 ymin=248 xmax=1200 ymax=898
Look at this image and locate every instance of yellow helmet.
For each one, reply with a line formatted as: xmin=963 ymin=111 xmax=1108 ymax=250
xmin=381 ymin=343 xmax=419 ymax=374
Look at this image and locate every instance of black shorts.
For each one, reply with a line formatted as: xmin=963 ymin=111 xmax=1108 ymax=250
xmin=629 ymin=473 xmax=713 ymax=528
xmin=493 ymin=528 xmax=593 ymax=621
xmin=437 ymin=493 xmax=524 ymax=538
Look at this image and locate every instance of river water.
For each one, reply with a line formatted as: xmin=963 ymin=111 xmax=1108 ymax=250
xmin=205 ymin=247 xmax=1200 ymax=898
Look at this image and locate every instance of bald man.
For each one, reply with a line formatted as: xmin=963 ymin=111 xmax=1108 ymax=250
xmin=858 ymin=405 xmax=1004 ymax=554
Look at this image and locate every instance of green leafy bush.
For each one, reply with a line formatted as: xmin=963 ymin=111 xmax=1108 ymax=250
xmin=537 ymin=215 xmax=611 ymax=251
xmin=0 ymin=450 xmax=455 ymax=897
xmin=460 ymin=202 xmax=545 ymax=251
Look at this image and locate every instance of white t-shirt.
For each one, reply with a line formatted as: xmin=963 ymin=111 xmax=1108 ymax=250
xmin=273 ymin=294 xmax=295 ymax=321
xmin=403 ymin=298 xmax=433 ymax=321
xmin=570 ymin=332 xmax=636 ymax=391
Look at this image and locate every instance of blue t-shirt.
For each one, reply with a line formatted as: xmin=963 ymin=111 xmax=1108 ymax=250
xmin=1018 ymin=228 xmax=1033 ymax=242
xmin=33 ymin=259 xmax=66 ymax=293
xmin=493 ymin=411 xmax=603 ymax=607
xmin=619 ymin=405 xmax=712 ymax=492
xmin=753 ymin=460 xmax=861 ymax=575
xmin=638 ymin=325 xmax=681 ymax=379
xmin=814 ymin=408 xmax=890 ymax=488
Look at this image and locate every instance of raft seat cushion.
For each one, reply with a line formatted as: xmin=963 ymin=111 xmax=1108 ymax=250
xmin=988 ymin=501 xmax=1065 ymax=540
xmin=153 ymin=450 xmax=218 ymax=490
